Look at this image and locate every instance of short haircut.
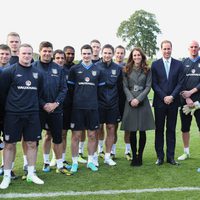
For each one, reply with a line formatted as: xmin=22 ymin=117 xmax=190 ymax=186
xmin=90 ymin=39 xmax=101 ymax=45
xmin=81 ymin=44 xmax=93 ymax=53
xmin=102 ymin=44 xmax=114 ymax=54
xmin=7 ymin=32 xmax=20 ymax=38
xmin=161 ymin=40 xmax=172 ymax=48
xmin=115 ymin=45 xmax=126 ymax=54
xmin=0 ymin=44 xmax=11 ymax=53
xmin=39 ymin=41 xmax=53 ymax=51
xmin=63 ymin=46 xmax=75 ymax=52
xmin=53 ymin=49 xmax=66 ymax=60
xmin=19 ymin=43 xmax=33 ymax=51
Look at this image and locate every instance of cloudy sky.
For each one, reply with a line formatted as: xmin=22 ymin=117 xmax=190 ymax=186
xmin=0 ymin=0 xmax=199 ymax=59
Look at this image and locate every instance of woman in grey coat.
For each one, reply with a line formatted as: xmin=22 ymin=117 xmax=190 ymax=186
xmin=121 ymin=47 xmax=155 ymax=166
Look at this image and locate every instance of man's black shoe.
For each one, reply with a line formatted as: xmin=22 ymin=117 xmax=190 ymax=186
xmin=167 ymin=159 xmax=180 ymax=166
xmin=155 ymin=158 xmax=164 ymax=165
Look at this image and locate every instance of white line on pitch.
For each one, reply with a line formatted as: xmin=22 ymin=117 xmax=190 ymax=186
xmin=1 ymin=187 xmax=200 ymax=198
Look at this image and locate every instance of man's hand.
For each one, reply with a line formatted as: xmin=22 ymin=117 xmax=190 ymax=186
xmin=164 ymin=96 xmax=174 ymax=105
xmin=181 ymin=88 xmax=198 ymax=99
xmin=43 ymin=102 xmax=59 ymax=113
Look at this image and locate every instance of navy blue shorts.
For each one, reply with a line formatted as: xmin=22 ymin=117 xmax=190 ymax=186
xmin=4 ymin=113 xmax=42 ymax=143
xmin=40 ymin=112 xmax=63 ymax=144
xmin=99 ymin=107 xmax=121 ymax=124
xmin=180 ymin=108 xmax=200 ymax=132
xmin=71 ymin=109 xmax=99 ymax=131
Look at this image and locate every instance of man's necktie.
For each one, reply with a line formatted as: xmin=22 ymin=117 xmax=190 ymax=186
xmin=165 ymin=60 xmax=170 ymax=79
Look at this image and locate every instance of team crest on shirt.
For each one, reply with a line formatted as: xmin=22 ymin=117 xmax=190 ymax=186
xmin=92 ymin=70 xmax=97 ymax=76
xmin=70 ymin=123 xmax=75 ymax=129
xmin=25 ymin=80 xmax=31 ymax=86
xmin=33 ymin=72 xmax=38 ymax=79
xmin=191 ymin=69 xmax=196 ymax=74
xmin=85 ymin=77 xmax=90 ymax=82
xmin=52 ymin=68 xmax=58 ymax=74
xmin=111 ymin=69 xmax=116 ymax=75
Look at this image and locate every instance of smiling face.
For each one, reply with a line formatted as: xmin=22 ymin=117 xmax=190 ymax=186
xmin=161 ymin=42 xmax=172 ymax=59
xmin=54 ymin=53 xmax=66 ymax=66
xmin=0 ymin=49 xmax=11 ymax=66
xmin=81 ymin=48 xmax=92 ymax=64
xmin=18 ymin=46 xmax=33 ymax=66
xmin=115 ymin=47 xmax=125 ymax=64
xmin=40 ymin=47 xmax=53 ymax=63
xmin=132 ymin=50 xmax=142 ymax=66
xmin=102 ymin=48 xmax=113 ymax=63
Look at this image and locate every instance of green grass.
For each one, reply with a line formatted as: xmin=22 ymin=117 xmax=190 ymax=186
xmin=1 ymin=114 xmax=200 ymax=199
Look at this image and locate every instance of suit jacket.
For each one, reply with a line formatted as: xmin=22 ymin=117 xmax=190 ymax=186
xmin=151 ymin=58 xmax=184 ymax=108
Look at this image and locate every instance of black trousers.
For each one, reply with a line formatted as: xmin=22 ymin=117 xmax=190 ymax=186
xmin=154 ymin=106 xmax=178 ymax=160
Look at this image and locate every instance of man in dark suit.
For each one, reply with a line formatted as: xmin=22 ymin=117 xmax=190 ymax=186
xmin=151 ymin=40 xmax=184 ymax=166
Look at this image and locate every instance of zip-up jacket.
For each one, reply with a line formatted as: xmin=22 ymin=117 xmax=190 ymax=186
xmin=96 ymin=60 xmax=123 ymax=109
xmin=33 ymin=60 xmax=67 ymax=113
xmin=63 ymin=62 xmax=75 ymax=108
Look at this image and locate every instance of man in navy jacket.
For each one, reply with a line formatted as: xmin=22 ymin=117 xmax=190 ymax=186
xmin=33 ymin=41 xmax=71 ymax=176
xmin=151 ymin=40 xmax=184 ymax=166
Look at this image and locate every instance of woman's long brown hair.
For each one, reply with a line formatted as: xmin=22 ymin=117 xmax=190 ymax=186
xmin=124 ymin=47 xmax=149 ymax=75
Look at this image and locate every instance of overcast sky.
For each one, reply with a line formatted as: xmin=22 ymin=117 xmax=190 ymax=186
xmin=0 ymin=0 xmax=199 ymax=59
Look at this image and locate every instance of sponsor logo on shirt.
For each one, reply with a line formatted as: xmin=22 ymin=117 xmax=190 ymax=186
xmin=85 ymin=77 xmax=90 ymax=82
xmin=16 ymin=74 xmax=22 ymax=77
xmin=186 ymin=65 xmax=190 ymax=68
xmin=17 ymin=80 xmax=37 ymax=90
xmin=25 ymin=80 xmax=31 ymax=86
xmin=78 ymin=71 xmax=83 ymax=74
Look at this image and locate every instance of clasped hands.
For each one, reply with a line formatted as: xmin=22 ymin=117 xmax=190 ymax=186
xmin=164 ymin=96 xmax=174 ymax=105
xmin=130 ymin=98 xmax=140 ymax=107
xmin=43 ymin=102 xmax=59 ymax=113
